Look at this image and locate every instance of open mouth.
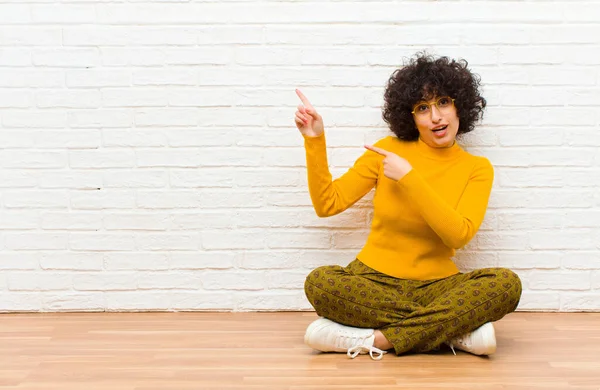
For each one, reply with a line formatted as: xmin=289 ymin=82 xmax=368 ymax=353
xmin=432 ymin=125 xmax=448 ymax=133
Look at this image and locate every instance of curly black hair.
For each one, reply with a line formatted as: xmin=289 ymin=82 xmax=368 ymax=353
xmin=382 ymin=53 xmax=487 ymax=141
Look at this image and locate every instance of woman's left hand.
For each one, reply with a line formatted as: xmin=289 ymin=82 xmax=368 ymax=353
xmin=364 ymin=145 xmax=413 ymax=181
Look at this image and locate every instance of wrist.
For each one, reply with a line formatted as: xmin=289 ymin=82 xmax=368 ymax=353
xmin=302 ymin=131 xmax=324 ymax=138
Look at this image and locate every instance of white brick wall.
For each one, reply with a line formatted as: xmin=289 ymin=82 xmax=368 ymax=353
xmin=0 ymin=1 xmax=599 ymax=312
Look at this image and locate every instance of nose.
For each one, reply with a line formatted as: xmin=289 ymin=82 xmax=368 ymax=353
xmin=430 ymin=105 xmax=442 ymax=122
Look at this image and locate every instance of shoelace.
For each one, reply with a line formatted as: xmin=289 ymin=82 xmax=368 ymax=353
xmin=448 ymin=334 xmax=470 ymax=356
xmin=347 ymin=345 xmax=387 ymax=360
xmin=448 ymin=343 xmax=457 ymax=355
xmin=332 ymin=331 xmax=387 ymax=360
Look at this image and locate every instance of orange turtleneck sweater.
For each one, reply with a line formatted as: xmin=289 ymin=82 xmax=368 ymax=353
xmin=303 ymin=133 xmax=494 ymax=281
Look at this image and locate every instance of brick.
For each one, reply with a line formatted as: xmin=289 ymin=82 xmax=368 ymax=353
xmin=104 ymin=213 xmax=169 ymax=231
xmin=266 ymin=230 xmax=331 ymax=250
xmin=41 ymin=212 xmax=103 ymax=231
xmin=529 ymin=230 xmax=596 ymax=250
xmin=171 ymin=291 xmax=234 ymax=310
xmin=0 ymin=90 xmax=31 ymax=108
xmin=4 ymin=233 xmax=69 ymax=250
xmin=42 ymin=293 xmax=104 ymax=312
xmin=102 ymin=88 xmax=168 ymax=107
xmin=237 ymin=290 xmax=308 ymax=311
xmin=105 ymin=253 xmax=169 ymax=271
xmin=64 ymin=26 xmax=197 ymax=46
xmin=105 ymin=292 xmax=171 ymax=311
xmin=133 ymin=69 xmax=196 ymax=86
xmin=135 ymin=234 xmax=200 ymax=251
xmin=202 ymin=231 xmax=265 ymax=250
xmin=2 ymin=111 xmax=66 ymax=128
xmin=40 ymin=171 xmax=103 ymax=189
xmin=0 ymin=48 xmax=31 ymax=66
xmin=137 ymin=190 xmax=261 ymax=209
xmin=201 ymin=271 xmax=265 ymax=290
xmin=0 ymin=293 xmax=41 ymax=312
xmin=70 ymin=150 xmax=135 ymax=169
xmin=137 ymin=272 xmax=202 ymax=290
xmin=518 ymin=291 xmax=560 ymax=311
xmin=4 ymin=191 xmax=68 ymax=209
xmin=0 ymin=70 xmax=63 ymax=88
xmin=33 ymin=48 xmax=99 ymax=67
xmin=101 ymin=47 xmax=165 ymax=66
xmin=31 ymin=5 xmax=95 ymax=24
xmin=497 ymin=252 xmax=560 ymax=270
xmin=7 ymin=272 xmax=71 ymax=291
xmin=40 ymin=253 xmax=103 ymax=271
xmin=71 ymin=190 xmax=136 ymax=210
xmin=238 ymin=250 xmax=356 ymax=270
xmin=70 ymin=234 xmax=136 ymax=252
xmin=0 ymin=212 xmax=38 ymax=230
xmin=103 ymin=171 xmax=168 ymax=188
xmin=0 ymin=5 xmax=31 ymax=24
xmin=69 ymin=109 xmax=133 ymax=128
xmin=561 ymin=293 xmax=600 ymax=311
xmin=0 ymin=254 xmax=39 ymax=270
xmin=67 ymin=70 xmax=131 ymax=88
xmin=103 ymin=130 xmax=168 ymax=148
xmin=170 ymin=252 xmax=235 ymax=270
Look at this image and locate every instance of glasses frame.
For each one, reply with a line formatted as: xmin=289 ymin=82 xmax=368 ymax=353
xmin=411 ymin=96 xmax=456 ymax=116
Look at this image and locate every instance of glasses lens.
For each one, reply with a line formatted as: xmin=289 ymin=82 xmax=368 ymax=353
xmin=437 ymin=97 xmax=453 ymax=109
xmin=413 ymin=103 xmax=430 ymax=115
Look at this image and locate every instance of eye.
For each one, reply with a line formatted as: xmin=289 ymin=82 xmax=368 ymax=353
xmin=438 ymin=97 xmax=452 ymax=107
xmin=415 ymin=104 xmax=429 ymax=112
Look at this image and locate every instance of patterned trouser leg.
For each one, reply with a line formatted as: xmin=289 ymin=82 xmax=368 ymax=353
xmin=304 ymin=259 xmax=522 ymax=355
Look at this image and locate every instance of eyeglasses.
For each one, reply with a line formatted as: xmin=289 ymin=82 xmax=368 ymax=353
xmin=411 ymin=96 xmax=455 ymax=117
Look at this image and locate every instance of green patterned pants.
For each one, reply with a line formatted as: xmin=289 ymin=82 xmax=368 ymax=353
xmin=304 ymin=259 xmax=522 ymax=355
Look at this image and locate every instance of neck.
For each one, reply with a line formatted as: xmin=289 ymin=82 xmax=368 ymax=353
xmin=415 ymin=137 xmax=462 ymax=160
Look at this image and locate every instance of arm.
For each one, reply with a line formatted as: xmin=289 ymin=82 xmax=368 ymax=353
xmin=396 ymin=158 xmax=494 ymax=249
xmin=304 ymin=133 xmax=379 ymax=217
xmin=294 ymin=89 xmax=379 ymax=217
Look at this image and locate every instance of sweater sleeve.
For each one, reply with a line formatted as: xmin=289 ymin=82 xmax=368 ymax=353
xmin=396 ymin=158 xmax=494 ymax=249
xmin=303 ymin=133 xmax=380 ymax=217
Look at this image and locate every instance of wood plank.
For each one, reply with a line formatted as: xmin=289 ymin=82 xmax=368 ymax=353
xmin=0 ymin=312 xmax=598 ymax=389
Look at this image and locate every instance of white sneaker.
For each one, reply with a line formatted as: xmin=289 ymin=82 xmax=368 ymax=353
xmin=448 ymin=322 xmax=497 ymax=356
xmin=304 ymin=318 xmax=387 ymax=360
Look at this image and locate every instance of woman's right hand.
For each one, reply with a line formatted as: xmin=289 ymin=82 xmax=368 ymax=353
xmin=294 ymin=89 xmax=324 ymax=138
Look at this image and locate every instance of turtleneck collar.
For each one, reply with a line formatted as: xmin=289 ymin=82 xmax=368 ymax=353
xmin=414 ymin=137 xmax=463 ymax=160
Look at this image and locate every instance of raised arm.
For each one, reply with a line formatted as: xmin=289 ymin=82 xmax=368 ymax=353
xmin=295 ymin=89 xmax=380 ymax=217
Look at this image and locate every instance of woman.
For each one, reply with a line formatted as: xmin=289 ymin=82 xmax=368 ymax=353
xmin=293 ymin=53 xmax=522 ymax=360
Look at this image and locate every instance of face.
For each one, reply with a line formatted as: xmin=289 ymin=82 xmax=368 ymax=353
xmin=412 ymin=96 xmax=459 ymax=148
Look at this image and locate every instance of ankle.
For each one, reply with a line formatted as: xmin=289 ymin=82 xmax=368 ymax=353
xmin=373 ymin=330 xmax=393 ymax=351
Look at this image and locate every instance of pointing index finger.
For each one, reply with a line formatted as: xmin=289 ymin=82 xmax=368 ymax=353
xmin=364 ymin=144 xmax=390 ymax=157
xmin=295 ymin=89 xmax=313 ymax=108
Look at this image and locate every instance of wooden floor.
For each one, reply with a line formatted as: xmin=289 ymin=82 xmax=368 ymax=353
xmin=0 ymin=312 xmax=599 ymax=390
